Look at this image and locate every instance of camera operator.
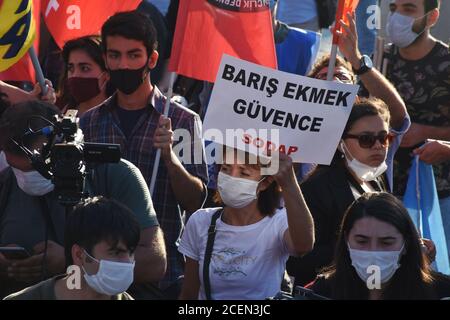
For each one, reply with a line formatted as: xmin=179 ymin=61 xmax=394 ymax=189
xmin=0 ymin=100 xmax=166 ymax=299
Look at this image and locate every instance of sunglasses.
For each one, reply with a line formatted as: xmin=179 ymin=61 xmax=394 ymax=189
xmin=344 ymin=132 xmax=394 ymax=149
xmin=316 ymin=72 xmax=354 ymax=84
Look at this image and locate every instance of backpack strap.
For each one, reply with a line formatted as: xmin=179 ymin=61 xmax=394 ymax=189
xmin=203 ymin=208 xmax=223 ymax=300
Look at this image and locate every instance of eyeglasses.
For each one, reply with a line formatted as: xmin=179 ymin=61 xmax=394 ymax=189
xmin=316 ymin=72 xmax=354 ymax=84
xmin=344 ymin=132 xmax=394 ymax=149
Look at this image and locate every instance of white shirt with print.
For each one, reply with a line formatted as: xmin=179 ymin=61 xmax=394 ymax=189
xmin=178 ymin=207 xmax=290 ymax=300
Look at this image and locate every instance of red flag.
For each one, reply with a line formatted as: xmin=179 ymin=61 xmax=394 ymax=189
xmin=168 ymin=0 xmax=277 ymax=83
xmin=332 ymin=0 xmax=360 ymax=45
xmin=0 ymin=0 xmax=40 ymax=82
xmin=42 ymin=0 xmax=142 ymax=49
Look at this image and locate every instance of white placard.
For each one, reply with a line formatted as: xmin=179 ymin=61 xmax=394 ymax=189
xmin=203 ymin=54 xmax=359 ymax=164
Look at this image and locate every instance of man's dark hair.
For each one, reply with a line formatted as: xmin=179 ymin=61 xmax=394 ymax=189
xmin=424 ymin=0 xmax=440 ymax=13
xmin=0 ymin=100 xmax=60 ymax=156
xmin=101 ymin=10 xmax=158 ymax=57
xmin=64 ymin=196 xmax=141 ymax=265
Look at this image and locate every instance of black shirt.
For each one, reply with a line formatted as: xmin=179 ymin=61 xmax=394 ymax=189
xmin=115 ymin=106 xmax=147 ymax=139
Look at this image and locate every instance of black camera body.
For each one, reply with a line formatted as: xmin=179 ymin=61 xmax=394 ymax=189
xmin=50 ymin=142 xmax=86 ymax=206
xmin=33 ymin=110 xmax=121 ymax=206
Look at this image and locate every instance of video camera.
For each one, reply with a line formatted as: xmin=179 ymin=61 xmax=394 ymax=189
xmin=19 ymin=109 xmax=120 ymax=206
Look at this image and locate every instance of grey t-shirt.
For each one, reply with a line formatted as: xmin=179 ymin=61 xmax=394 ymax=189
xmin=3 ymin=274 xmax=134 ymax=300
xmin=1 ymin=179 xmax=65 ymax=252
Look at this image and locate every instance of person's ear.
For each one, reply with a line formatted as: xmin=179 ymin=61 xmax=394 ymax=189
xmin=148 ymin=50 xmax=159 ymax=70
xmin=103 ymin=53 xmax=109 ymax=69
xmin=337 ymin=140 xmax=345 ymax=153
xmin=99 ymin=71 xmax=109 ymax=90
xmin=71 ymin=244 xmax=84 ymax=266
xmin=427 ymin=8 xmax=439 ymax=28
xmin=257 ymin=176 xmax=274 ymax=193
xmin=344 ymin=231 xmax=350 ymax=244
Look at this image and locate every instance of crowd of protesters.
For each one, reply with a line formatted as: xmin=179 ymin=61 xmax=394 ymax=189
xmin=0 ymin=0 xmax=450 ymax=300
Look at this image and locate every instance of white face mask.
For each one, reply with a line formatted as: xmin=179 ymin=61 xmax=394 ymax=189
xmin=217 ymin=171 xmax=264 ymax=209
xmin=348 ymin=243 xmax=404 ymax=284
xmin=12 ymin=167 xmax=54 ymax=196
xmin=82 ymin=250 xmax=135 ymax=296
xmin=340 ymin=141 xmax=387 ymax=182
xmin=0 ymin=152 xmax=8 ymax=172
xmin=386 ymin=12 xmax=429 ymax=48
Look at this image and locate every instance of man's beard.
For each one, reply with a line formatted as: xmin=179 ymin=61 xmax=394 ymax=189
xmin=410 ymin=16 xmax=428 ymax=46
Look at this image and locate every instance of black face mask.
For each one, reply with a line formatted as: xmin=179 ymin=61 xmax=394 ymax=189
xmin=109 ymin=64 xmax=147 ymax=95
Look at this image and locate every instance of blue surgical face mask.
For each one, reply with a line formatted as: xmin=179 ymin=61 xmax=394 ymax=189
xmin=217 ymin=172 xmax=266 ymax=209
xmin=12 ymin=167 xmax=54 ymax=196
xmin=386 ymin=12 xmax=429 ymax=48
xmin=348 ymin=242 xmax=405 ymax=284
xmin=82 ymin=250 xmax=135 ymax=296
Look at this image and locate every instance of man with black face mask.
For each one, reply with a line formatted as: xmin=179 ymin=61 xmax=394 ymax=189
xmin=79 ymin=11 xmax=208 ymax=298
xmin=385 ymin=0 xmax=450 ymax=259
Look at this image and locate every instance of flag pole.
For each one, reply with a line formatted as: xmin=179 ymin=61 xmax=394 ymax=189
xmin=150 ymin=71 xmax=176 ymax=196
xmin=28 ymin=46 xmax=48 ymax=95
xmin=327 ymin=0 xmax=347 ymax=81
xmin=414 ymin=156 xmax=423 ymax=237
xmin=326 ymin=44 xmax=339 ymax=81
xmin=273 ymin=0 xmax=279 ymax=18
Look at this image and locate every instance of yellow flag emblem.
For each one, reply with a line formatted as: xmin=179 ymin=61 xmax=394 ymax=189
xmin=0 ymin=0 xmax=36 ymax=72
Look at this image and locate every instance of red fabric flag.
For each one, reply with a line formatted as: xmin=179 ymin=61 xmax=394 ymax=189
xmin=169 ymin=0 xmax=277 ymax=83
xmin=42 ymin=0 xmax=142 ymax=49
xmin=332 ymin=0 xmax=360 ymax=44
xmin=0 ymin=0 xmax=40 ymax=83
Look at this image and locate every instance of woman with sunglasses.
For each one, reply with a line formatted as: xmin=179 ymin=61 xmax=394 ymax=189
xmin=288 ymin=97 xmax=414 ymax=287
xmin=287 ymin=12 xmax=418 ymax=287
xmin=307 ymin=192 xmax=450 ymax=300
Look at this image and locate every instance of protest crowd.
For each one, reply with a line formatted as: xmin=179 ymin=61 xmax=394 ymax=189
xmin=1 ymin=0 xmax=450 ymax=301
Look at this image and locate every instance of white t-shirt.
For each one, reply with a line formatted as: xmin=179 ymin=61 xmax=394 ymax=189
xmin=179 ymin=207 xmax=290 ymax=300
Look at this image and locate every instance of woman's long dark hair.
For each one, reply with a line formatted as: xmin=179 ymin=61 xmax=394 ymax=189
xmin=321 ymin=192 xmax=436 ymax=300
xmin=57 ymin=35 xmax=114 ymax=109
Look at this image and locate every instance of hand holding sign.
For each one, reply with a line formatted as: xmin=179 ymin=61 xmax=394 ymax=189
xmin=271 ymin=152 xmax=296 ymax=189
